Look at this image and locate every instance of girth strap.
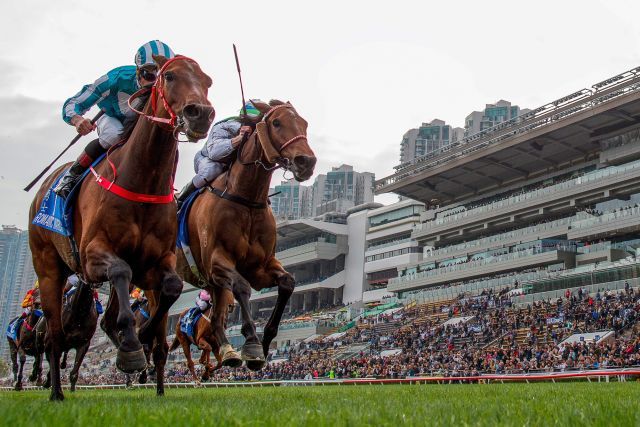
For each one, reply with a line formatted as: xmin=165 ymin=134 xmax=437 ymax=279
xmin=208 ymin=186 xmax=267 ymax=209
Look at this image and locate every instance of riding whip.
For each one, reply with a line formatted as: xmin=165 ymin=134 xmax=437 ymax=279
xmin=23 ymin=110 xmax=105 ymax=192
xmin=233 ymin=44 xmax=247 ymax=118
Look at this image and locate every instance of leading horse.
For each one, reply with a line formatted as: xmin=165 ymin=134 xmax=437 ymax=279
xmin=28 ymin=55 xmax=214 ymax=400
xmin=177 ymin=100 xmax=316 ymax=370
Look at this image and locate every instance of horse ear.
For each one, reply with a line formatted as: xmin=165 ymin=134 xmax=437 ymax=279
xmin=251 ymin=99 xmax=271 ymax=114
xmin=152 ymin=54 xmax=169 ymax=68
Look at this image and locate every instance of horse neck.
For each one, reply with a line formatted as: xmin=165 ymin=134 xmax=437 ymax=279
xmin=113 ymin=109 xmax=177 ymax=195
xmin=225 ymin=135 xmax=274 ymax=203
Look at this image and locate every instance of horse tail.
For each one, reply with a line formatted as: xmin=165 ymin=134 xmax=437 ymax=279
xmin=169 ymin=335 xmax=180 ymax=352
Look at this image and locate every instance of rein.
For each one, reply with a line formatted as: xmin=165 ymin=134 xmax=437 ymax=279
xmin=210 ymin=104 xmax=307 ymax=209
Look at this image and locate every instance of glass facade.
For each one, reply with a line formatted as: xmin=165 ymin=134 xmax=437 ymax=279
xmin=369 ymin=205 xmax=422 ymax=227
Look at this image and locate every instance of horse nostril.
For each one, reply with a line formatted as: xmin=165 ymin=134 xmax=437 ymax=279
xmin=293 ymin=155 xmax=317 ymax=170
xmin=183 ymin=104 xmax=200 ymax=120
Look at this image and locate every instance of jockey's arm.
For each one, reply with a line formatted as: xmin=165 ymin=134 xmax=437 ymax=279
xmin=62 ymin=70 xmax=116 ymax=133
xmin=205 ymin=121 xmax=252 ymax=160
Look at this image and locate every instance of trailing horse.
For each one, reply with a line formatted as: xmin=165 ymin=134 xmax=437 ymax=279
xmin=38 ymin=279 xmax=99 ymax=392
xmin=6 ymin=295 xmax=44 ymax=390
xmin=28 ymin=55 xmax=214 ymax=400
xmin=169 ymin=305 xmax=223 ymax=384
xmin=125 ymin=297 xmax=152 ymax=387
xmin=177 ymin=100 xmax=316 ymax=370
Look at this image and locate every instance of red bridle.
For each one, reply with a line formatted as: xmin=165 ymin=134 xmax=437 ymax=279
xmin=127 ymin=56 xmax=199 ymax=128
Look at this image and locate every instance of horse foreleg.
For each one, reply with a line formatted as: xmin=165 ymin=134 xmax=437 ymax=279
xmin=152 ymin=313 xmax=170 ymax=396
xmin=211 ymin=287 xmax=241 ymax=368
xmin=261 ymin=266 xmax=295 ymax=356
xmin=137 ymin=261 xmax=182 ymax=349
xmin=86 ymin=246 xmax=144 ymax=374
xmin=100 ymin=287 xmax=121 ymax=348
xmin=197 ymin=340 xmax=213 ymax=382
xmin=69 ymin=344 xmax=89 ymax=392
xmin=60 ymin=351 xmax=68 ymax=370
xmin=182 ymin=339 xmax=199 ymax=384
xmin=14 ymin=348 xmax=26 ymax=391
xmin=38 ymin=270 xmax=66 ymax=401
xmin=9 ymin=340 xmax=18 ymax=383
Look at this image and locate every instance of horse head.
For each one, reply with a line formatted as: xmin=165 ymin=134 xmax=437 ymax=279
xmin=252 ymin=100 xmax=316 ymax=181
xmin=151 ymin=54 xmax=215 ymax=142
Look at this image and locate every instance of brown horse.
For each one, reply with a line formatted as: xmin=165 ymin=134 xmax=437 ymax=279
xmin=169 ymin=305 xmax=223 ymax=384
xmin=177 ymin=100 xmax=316 ymax=370
xmin=38 ymin=279 xmax=99 ymax=392
xmin=7 ymin=295 xmax=44 ymax=390
xmin=28 ymin=55 xmax=214 ymax=400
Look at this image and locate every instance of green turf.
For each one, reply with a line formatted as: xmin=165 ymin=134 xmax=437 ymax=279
xmin=0 ymin=382 xmax=638 ymax=426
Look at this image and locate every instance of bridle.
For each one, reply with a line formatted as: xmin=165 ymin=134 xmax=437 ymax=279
xmin=127 ymin=55 xmax=201 ymax=138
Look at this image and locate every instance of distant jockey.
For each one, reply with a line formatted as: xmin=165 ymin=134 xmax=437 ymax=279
xmin=195 ymin=290 xmax=212 ymax=314
xmin=54 ymin=40 xmax=175 ymax=199
xmin=20 ymin=280 xmax=39 ymax=317
xmin=63 ymin=274 xmax=104 ymax=314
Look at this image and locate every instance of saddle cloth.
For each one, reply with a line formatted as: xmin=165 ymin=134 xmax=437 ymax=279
xmin=179 ymin=307 xmax=203 ymax=341
xmin=32 ymin=153 xmax=108 ymax=236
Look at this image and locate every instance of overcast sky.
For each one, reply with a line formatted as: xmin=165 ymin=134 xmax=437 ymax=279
xmin=1 ymin=0 xmax=640 ymax=228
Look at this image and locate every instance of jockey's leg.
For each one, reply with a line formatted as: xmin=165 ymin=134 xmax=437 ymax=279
xmin=53 ymin=115 xmax=121 ymax=198
xmin=177 ymin=155 xmax=223 ymax=209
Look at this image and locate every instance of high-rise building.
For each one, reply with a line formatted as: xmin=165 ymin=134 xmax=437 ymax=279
xmin=399 ymin=120 xmax=464 ymax=164
xmin=464 ymin=100 xmax=528 ymax=136
xmin=312 ymin=165 xmax=375 ymax=216
xmin=269 ymin=179 xmax=313 ymax=220
xmin=0 ymin=225 xmax=37 ymax=359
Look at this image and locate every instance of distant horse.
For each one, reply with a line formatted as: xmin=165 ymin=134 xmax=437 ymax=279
xmin=177 ymin=100 xmax=316 ymax=370
xmin=29 ymin=55 xmax=214 ymax=400
xmin=7 ymin=292 xmax=44 ymax=390
xmin=38 ymin=279 xmax=98 ymax=392
xmin=169 ymin=305 xmax=223 ymax=384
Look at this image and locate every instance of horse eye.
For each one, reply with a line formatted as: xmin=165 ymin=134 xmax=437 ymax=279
xmin=273 ymin=119 xmax=281 ymax=128
xmin=164 ymin=72 xmax=174 ymax=82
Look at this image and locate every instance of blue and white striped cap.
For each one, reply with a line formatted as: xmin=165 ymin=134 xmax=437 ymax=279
xmin=135 ymin=40 xmax=175 ymax=68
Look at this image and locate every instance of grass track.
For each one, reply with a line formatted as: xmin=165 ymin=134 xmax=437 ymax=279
xmin=1 ymin=382 xmax=638 ymax=426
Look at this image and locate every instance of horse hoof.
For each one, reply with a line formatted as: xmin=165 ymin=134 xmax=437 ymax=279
xmin=49 ymin=391 xmax=65 ymax=402
xmin=13 ymin=384 xmax=23 ymax=392
xmin=222 ymin=351 xmax=243 ymax=368
xmin=241 ymin=343 xmax=266 ymax=371
xmin=116 ymin=348 xmax=147 ymax=374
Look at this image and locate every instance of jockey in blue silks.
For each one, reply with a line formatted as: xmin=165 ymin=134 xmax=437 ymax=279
xmin=54 ymin=40 xmax=175 ymax=199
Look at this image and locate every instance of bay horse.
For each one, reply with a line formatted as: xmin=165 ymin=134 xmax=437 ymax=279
xmin=38 ymin=279 xmax=98 ymax=392
xmin=7 ymin=293 xmax=44 ymax=390
xmin=169 ymin=305 xmax=223 ymax=384
xmin=28 ymin=55 xmax=214 ymax=400
xmin=177 ymin=99 xmax=316 ymax=370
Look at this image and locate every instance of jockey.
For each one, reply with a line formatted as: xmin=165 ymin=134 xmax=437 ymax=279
xmin=175 ymin=100 xmax=260 ymax=208
xmin=195 ymin=290 xmax=212 ymax=313
xmin=20 ymin=280 xmax=39 ymax=317
xmin=63 ymin=274 xmax=104 ymax=314
xmin=54 ymin=40 xmax=176 ymax=199
xmin=130 ymin=287 xmax=147 ymax=312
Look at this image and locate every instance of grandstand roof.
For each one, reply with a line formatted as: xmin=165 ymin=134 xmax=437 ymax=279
xmin=376 ymin=68 xmax=640 ymax=204
xmin=276 ymin=219 xmax=347 ymax=244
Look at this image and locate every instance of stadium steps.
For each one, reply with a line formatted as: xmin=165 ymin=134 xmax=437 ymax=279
xmin=333 ymin=343 xmax=371 ymax=361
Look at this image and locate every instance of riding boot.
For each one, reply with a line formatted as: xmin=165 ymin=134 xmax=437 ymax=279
xmin=176 ymin=181 xmax=197 ymax=210
xmin=53 ymin=161 xmax=87 ymax=199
